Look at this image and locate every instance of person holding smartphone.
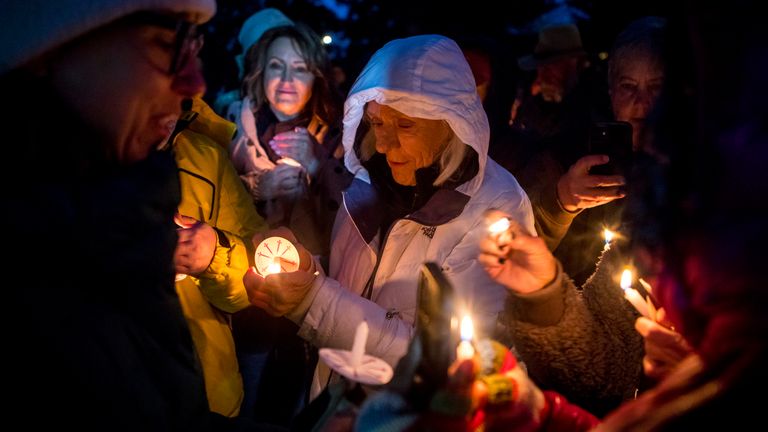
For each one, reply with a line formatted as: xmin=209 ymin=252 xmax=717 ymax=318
xmin=524 ymin=17 xmax=668 ymax=286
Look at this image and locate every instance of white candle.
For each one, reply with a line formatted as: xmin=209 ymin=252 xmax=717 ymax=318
xmin=638 ymin=278 xmax=658 ymax=320
xmin=457 ymin=341 xmax=475 ymax=360
xmin=456 ymin=315 xmax=475 ymax=360
xmin=489 ymin=217 xmax=513 ymax=248
xmin=620 ymin=269 xmax=651 ymax=319
xmin=488 ymin=217 xmax=511 ymax=234
xmin=351 ymin=320 xmax=369 ymax=369
xmin=279 ymin=157 xmax=302 ymax=168
xmin=638 ymin=278 xmax=653 ymax=295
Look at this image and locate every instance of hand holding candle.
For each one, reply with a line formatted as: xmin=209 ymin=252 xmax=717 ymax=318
xmin=264 ymin=258 xmax=282 ymax=276
xmin=244 ymin=228 xmax=320 ymax=316
xmin=479 ymin=210 xmax=558 ymax=295
xmin=253 ymin=236 xmax=300 ymax=276
xmin=488 ymin=216 xmax=513 ymax=248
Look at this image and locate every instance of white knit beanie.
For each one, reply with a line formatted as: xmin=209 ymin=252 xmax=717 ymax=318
xmin=235 ymin=8 xmax=293 ymax=79
xmin=0 ymin=0 xmax=216 ymax=75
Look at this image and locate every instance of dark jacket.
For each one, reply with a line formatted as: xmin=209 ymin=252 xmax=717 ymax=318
xmin=0 ymin=71 xmax=249 ymax=431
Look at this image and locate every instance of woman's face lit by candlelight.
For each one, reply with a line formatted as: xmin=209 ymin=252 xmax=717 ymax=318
xmin=609 ymin=52 xmax=664 ymax=150
xmin=365 ymin=102 xmax=452 ymax=186
xmin=264 ymin=36 xmax=315 ymax=121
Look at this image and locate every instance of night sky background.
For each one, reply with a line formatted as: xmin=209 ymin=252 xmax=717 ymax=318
xmin=200 ymin=0 xmax=671 ymax=116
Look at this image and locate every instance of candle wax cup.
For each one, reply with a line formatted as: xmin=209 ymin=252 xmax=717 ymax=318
xmin=254 ymin=236 xmax=300 ymax=276
xmin=317 ymin=320 xmax=392 ymax=386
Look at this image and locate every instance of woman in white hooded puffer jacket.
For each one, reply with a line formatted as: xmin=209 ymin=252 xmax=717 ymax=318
xmin=243 ymin=34 xmax=535 ymax=399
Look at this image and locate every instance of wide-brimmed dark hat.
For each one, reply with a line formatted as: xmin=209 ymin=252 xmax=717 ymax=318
xmin=517 ymin=23 xmax=586 ymax=70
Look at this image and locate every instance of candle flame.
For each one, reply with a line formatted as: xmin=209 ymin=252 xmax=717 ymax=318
xmin=265 ymin=258 xmax=281 ymax=276
xmin=620 ymin=269 xmax=633 ymax=290
xmin=603 ymin=229 xmax=615 ymax=244
xmin=460 ymin=315 xmax=474 ymax=341
xmin=488 ymin=217 xmax=511 ymax=234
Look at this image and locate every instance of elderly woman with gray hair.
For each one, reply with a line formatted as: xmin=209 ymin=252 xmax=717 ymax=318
xmin=243 ymin=34 xmax=535 ymax=399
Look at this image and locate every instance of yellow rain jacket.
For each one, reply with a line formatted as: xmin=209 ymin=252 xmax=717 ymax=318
xmin=174 ymin=98 xmax=267 ymax=416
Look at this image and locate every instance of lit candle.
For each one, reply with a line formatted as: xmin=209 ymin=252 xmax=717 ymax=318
xmin=318 ymin=318 xmax=393 ymax=385
xmin=488 ymin=217 xmax=511 ymax=234
xmin=620 ymin=269 xmax=651 ymax=319
xmin=350 ymin=320 xmax=369 ymax=369
xmin=603 ymin=228 xmax=615 ymax=251
xmin=264 ymin=258 xmax=282 ymax=276
xmin=278 ymin=157 xmax=302 ymax=168
xmin=253 ymin=236 xmax=300 ymax=276
xmin=489 ymin=217 xmax=513 ymax=248
xmin=638 ymin=278 xmax=653 ymax=295
xmin=638 ymin=278 xmax=658 ymax=320
xmin=456 ymin=315 xmax=475 ymax=360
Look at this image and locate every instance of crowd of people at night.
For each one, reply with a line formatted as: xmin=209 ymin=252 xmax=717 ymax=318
xmin=1 ymin=0 xmax=764 ymax=430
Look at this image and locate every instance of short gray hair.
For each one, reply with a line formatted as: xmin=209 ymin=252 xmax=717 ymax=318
xmin=434 ymin=132 xmax=468 ymax=186
xmin=608 ymin=17 xmax=667 ymax=88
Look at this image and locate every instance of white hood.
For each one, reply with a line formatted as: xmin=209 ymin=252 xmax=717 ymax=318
xmin=342 ymin=34 xmax=488 ymax=195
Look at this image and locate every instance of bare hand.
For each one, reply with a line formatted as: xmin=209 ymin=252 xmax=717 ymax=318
xmin=256 ymin=164 xmax=304 ymax=200
xmin=244 ymin=227 xmax=317 ymax=316
xmin=634 ymin=308 xmax=692 ymax=381
xmin=243 ymin=267 xmax=317 ymax=316
xmin=478 ymin=210 xmax=557 ymax=294
xmin=556 ymin=155 xmax=626 ymax=212
xmin=270 ymin=127 xmax=320 ymax=176
xmin=174 ymin=214 xmax=217 ymax=275
xmin=250 ymin=227 xmax=313 ymax=271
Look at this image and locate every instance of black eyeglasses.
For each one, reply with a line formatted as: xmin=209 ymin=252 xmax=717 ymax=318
xmin=168 ymin=20 xmax=204 ymax=75
xmin=127 ymin=12 xmax=204 ymax=75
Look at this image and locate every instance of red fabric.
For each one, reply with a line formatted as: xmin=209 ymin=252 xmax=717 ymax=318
xmin=463 ymin=50 xmax=492 ymax=85
xmin=540 ymin=391 xmax=599 ymax=432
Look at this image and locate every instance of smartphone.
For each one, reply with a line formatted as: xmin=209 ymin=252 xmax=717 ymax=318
xmin=587 ymin=121 xmax=633 ymax=176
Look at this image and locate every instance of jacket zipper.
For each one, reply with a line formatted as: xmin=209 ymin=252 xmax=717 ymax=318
xmin=360 ymin=188 xmax=424 ymax=300
xmin=360 ymin=211 xmax=423 ymax=300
